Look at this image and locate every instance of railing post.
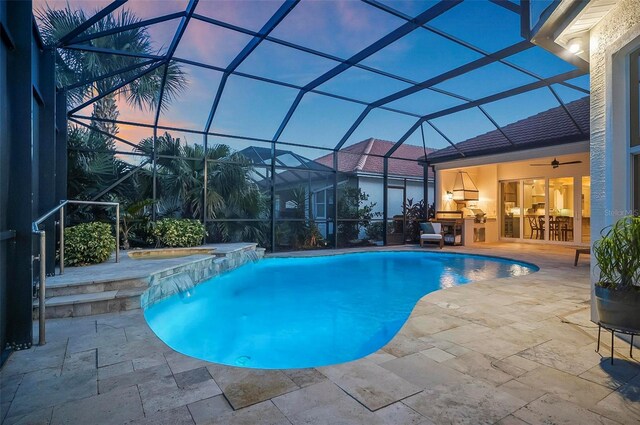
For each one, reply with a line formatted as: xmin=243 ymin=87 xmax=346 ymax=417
xmin=38 ymin=230 xmax=46 ymax=346
xmin=59 ymin=205 xmax=65 ymax=275
xmin=115 ymin=204 xmax=120 ymax=263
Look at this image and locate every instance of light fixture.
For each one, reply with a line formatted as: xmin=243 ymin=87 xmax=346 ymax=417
xmin=568 ymin=37 xmax=583 ymax=54
xmin=452 ymin=171 xmax=479 ymax=201
xmin=445 ymin=191 xmax=454 ymax=201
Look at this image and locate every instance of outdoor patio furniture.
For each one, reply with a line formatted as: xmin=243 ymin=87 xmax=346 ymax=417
xmin=548 ymin=218 xmax=560 ymax=240
xmin=574 ymin=247 xmax=590 ymax=266
xmin=420 ymin=222 xmax=444 ymax=249
xmin=596 ymin=322 xmax=637 ymax=364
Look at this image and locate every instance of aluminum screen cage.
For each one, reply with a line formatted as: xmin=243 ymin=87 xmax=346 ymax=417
xmin=35 ymin=0 xmax=590 ymax=251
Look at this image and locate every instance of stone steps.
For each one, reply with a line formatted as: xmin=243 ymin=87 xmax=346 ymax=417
xmin=34 ymin=243 xmax=265 ymax=319
xmin=46 ymin=277 xmax=149 ymax=297
xmin=34 ymin=286 xmax=146 ymax=319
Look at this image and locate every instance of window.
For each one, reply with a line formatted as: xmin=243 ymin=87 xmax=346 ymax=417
xmin=315 ymin=190 xmax=326 ymax=219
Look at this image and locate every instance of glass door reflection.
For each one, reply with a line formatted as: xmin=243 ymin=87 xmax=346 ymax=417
xmin=549 ymin=177 xmax=574 ymax=242
xmin=500 ymin=181 xmax=521 ymax=239
xmin=524 ymin=179 xmax=546 ymax=240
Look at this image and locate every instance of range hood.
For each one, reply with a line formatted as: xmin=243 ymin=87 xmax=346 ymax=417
xmin=452 ymin=171 xmax=479 ymax=201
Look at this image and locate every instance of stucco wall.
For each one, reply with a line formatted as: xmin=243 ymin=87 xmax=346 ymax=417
xmin=589 ymin=0 xmax=640 ymax=320
xmin=590 ymin=0 xmax=640 ymax=229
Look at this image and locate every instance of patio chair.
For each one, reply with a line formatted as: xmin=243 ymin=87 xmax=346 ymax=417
xmin=420 ymin=222 xmax=444 ymax=249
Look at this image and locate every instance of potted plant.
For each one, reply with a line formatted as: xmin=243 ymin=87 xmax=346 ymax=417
xmin=593 ymin=216 xmax=640 ymax=330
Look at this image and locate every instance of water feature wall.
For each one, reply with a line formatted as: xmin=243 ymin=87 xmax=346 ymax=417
xmin=141 ymin=245 xmax=265 ymax=309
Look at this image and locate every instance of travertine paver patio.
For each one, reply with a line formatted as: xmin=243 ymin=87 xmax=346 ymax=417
xmin=1 ymin=243 xmax=639 ymax=425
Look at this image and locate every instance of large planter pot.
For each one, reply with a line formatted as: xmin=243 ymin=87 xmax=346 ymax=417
xmin=595 ymin=285 xmax=640 ymax=331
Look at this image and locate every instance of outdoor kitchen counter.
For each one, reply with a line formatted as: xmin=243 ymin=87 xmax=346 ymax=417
xmin=463 ymin=217 xmax=498 ymax=245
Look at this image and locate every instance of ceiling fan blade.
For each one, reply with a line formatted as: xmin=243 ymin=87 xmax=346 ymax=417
xmin=530 ymin=164 xmax=548 ymax=166
xmin=558 ymin=160 xmax=583 ymax=165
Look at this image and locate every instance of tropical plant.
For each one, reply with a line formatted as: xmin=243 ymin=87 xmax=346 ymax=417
xmin=152 ymin=218 xmax=207 ymax=248
xmin=593 ymin=216 xmax=640 ymax=291
xmin=404 ymin=198 xmax=429 ymax=243
xmin=120 ymin=199 xmax=155 ymax=250
xmin=136 ymin=133 xmax=268 ymax=245
xmin=283 ymin=187 xmax=324 ymax=249
xmin=64 ymin=222 xmax=115 ymax=266
xmin=67 ymin=124 xmax=140 ymax=203
xmin=37 ymin=5 xmax=186 ymax=138
xmin=337 ymin=187 xmax=379 ymax=245
xmin=366 ymin=221 xmax=385 ymax=241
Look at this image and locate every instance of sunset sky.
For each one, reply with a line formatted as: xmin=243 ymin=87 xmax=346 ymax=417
xmin=35 ymin=0 xmax=589 ymax=160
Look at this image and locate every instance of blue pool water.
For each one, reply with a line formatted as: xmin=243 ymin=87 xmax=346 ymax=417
xmin=144 ymin=251 xmax=537 ymax=369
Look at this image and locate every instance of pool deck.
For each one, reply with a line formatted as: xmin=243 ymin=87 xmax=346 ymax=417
xmin=2 ymin=243 xmax=639 ymax=425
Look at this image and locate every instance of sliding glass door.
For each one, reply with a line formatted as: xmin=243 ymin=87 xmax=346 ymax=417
xmin=523 ymin=179 xmax=546 ymax=240
xmin=500 ymin=181 xmax=521 ymax=239
xmin=500 ymin=176 xmax=590 ymax=245
xmin=549 ymin=177 xmax=574 ymax=242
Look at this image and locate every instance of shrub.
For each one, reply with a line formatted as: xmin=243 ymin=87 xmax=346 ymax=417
xmin=337 ymin=187 xmax=379 ymax=244
xmin=366 ymin=222 xmax=385 ymax=241
xmin=152 ymin=218 xmax=207 ymax=247
xmin=64 ymin=222 xmax=116 ymax=266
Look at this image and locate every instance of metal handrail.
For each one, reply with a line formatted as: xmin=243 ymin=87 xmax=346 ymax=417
xmin=32 ymin=199 xmax=120 ymax=345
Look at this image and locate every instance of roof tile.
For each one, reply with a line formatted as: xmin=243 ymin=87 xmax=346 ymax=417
xmin=428 ymin=96 xmax=589 ymax=162
xmin=316 ymin=139 xmax=433 ymax=178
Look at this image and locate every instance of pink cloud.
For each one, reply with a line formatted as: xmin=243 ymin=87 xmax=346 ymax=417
xmin=194 ymin=0 xmax=283 ymax=32
xmin=269 ymin=0 xmax=405 ymax=58
xmin=173 ymin=18 xmax=252 ymax=68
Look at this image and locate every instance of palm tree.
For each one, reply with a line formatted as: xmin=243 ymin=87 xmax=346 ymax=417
xmin=37 ymin=5 xmax=186 ymax=138
xmin=136 ymin=133 xmax=268 ymax=244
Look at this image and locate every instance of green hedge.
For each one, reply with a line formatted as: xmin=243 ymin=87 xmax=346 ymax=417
xmin=64 ymin=222 xmax=116 ymax=266
xmin=152 ymin=218 xmax=207 ymax=247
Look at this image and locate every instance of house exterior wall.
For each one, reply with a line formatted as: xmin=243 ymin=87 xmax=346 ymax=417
xmin=357 ymin=176 xmax=432 ymax=218
xmin=435 ymin=147 xmax=590 ymax=212
xmin=435 ymin=151 xmax=590 ymax=243
xmin=588 ymin=0 xmax=640 ymax=320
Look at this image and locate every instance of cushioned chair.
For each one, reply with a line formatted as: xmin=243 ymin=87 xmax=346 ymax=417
xmin=419 ymin=222 xmax=444 ymax=249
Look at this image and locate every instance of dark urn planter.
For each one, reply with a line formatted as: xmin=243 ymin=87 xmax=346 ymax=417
xmin=595 ymin=285 xmax=640 ymax=331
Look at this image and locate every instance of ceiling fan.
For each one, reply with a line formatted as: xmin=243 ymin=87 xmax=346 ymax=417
xmin=530 ymin=158 xmax=582 ymax=169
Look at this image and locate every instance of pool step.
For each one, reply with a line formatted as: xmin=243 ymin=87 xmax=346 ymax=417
xmin=37 ymin=276 xmax=149 ymax=319
xmin=35 ymin=244 xmax=266 ymax=319
xmin=46 ymin=277 xmax=149 ymax=297
xmin=33 ymin=287 xmax=145 ymax=319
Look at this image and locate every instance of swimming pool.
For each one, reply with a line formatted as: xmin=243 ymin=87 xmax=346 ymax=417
xmin=143 ymin=251 xmax=537 ymax=369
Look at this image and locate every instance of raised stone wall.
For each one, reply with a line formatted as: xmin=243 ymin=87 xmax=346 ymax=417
xmin=141 ymin=245 xmax=265 ymax=309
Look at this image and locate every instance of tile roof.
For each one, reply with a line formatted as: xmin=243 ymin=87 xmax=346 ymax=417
xmin=316 ymin=138 xmax=434 ymax=179
xmin=427 ymin=96 xmax=589 ymax=163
